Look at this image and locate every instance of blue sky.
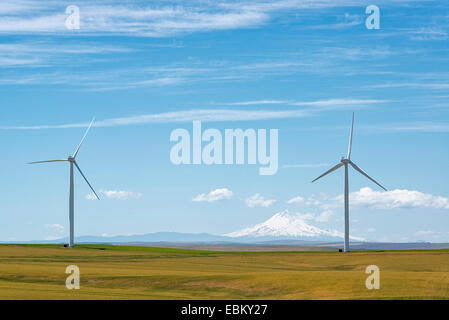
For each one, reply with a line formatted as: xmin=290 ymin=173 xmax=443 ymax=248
xmin=1 ymin=0 xmax=449 ymax=242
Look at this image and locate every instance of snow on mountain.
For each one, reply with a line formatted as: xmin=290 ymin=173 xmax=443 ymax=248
xmin=225 ymin=210 xmax=365 ymax=241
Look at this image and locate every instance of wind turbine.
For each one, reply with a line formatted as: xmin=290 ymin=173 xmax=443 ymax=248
xmin=29 ymin=118 xmax=100 ymax=248
xmin=312 ymin=113 xmax=387 ymax=252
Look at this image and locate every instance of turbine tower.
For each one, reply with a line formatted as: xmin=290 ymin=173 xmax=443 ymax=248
xmin=312 ymin=113 xmax=387 ymax=252
xmin=29 ymin=118 xmax=100 ymax=248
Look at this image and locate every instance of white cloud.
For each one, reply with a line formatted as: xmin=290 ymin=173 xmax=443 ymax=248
xmin=286 ymin=196 xmax=305 ymax=205
xmin=315 ymin=210 xmax=334 ymax=222
xmin=245 ymin=194 xmax=276 ymax=208
xmin=303 ymin=194 xmax=335 ymax=209
xmin=299 ymin=188 xmax=449 ymax=211
xmin=340 ymin=187 xmax=449 ymax=210
xmin=46 ymin=223 xmax=64 ymax=234
xmin=295 ymin=212 xmax=316 ymax=220
xmin=86 ymin=193 xmax=98 ymax=201
xmin=282 ymin=205 xmax=334 ymax=222
xmin=192 ymin=188 xmax=234 ymax=202
xmin=87 ymin=189 xmax=142 ymax=200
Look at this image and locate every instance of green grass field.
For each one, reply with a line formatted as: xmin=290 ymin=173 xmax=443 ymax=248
xmin=0 ymin=244 xmax=448 ymax=300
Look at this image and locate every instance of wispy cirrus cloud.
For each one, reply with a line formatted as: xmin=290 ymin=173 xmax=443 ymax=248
xmin=0 ymin=42 xmax=132 ymax=55
xmin=0 ymin=97 xmax=385 ymax=130
xmin=1 ymin=109 xmax=310 ymax=130
xmin=308 ymin=13 xmax=363 ymax=30
xmin=0 ymin=57 xmax=39 ymax=67
xmin=0 ymin=42 xmax=134 ymax=67
xmin=0 ymin=0 xmax=310 ymax=36
xmin=4 ymin=108 xmax=448 ymax=136
xmin=225 ymin=98 xmax=388 ymax=108
xmin=409 ymin=27 xmax=448 ymax=41
xmin=361 ymin=122 xmax=449 ymax=133
xmin=367 ymin=83 xmax=449 ymax=90
xmin=0 ymin=97 xmax=392 ymax=131
xmin=0 ymin=0 xmax=385 ymax=37
xmin=290 ymin=98 xmax=388 ymax=107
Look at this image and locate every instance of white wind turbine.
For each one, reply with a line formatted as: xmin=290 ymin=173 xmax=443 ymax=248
xmin=312 ymin=113 xmax=387 ymax=252
xmin=29 ymin=118 xmax=100 ymax=248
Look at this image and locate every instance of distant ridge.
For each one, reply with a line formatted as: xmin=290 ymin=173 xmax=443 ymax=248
xmin=5 ymin=212 xmax=448 ymax=249
xmin=13 ymin=211 xmax=358 ymax=244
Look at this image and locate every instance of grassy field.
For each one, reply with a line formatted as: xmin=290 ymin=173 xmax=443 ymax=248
xmin=0 ymin=244 xmax=448 ymax=300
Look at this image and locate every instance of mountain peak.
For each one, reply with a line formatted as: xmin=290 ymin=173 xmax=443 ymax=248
xmin=225 ymin=210 xmax=365 ymax=241
xmin=272 ymin=209 xmax=291 ymax=218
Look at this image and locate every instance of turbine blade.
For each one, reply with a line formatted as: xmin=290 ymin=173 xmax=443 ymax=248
xmin=73 ymin=117 xmax=95 ymax=159
xmin=74 ymin=161 xmax=100 ymax=200
xmin=28 ymin=160 xmax=68 ymax=164
xmin=349 ymin=161 xmax=387 ymax=191
xmin=312 ymin=163 xmax=344 ymax=183
xmin=347 ymin=112 xmax=354 ymax=160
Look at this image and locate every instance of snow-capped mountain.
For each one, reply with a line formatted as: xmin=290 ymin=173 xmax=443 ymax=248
xmin=12 ymin=210 xmax=365 ymax=245
xmin=225 ymin=210 xmax=365 ymax=241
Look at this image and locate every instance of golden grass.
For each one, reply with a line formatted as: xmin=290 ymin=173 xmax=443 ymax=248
xmin=0 ymin=244 xmax=448 ymax=300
